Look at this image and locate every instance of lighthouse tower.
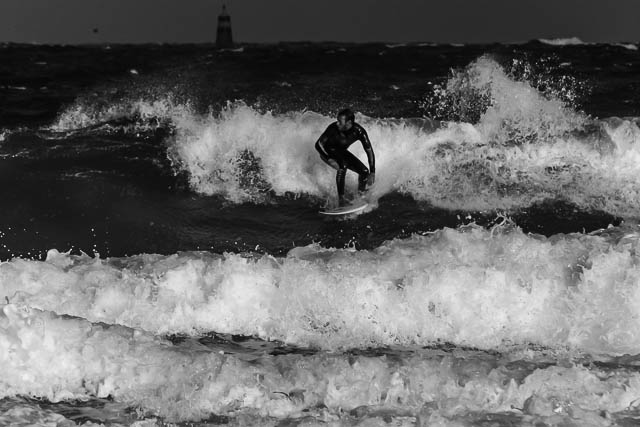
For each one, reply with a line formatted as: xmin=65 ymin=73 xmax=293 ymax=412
xmin=216 ymin=3 xmax=233 ymax=48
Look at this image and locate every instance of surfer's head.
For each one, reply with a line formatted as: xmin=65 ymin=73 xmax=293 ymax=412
xmin=337 ymin=108 xmax=355 ymax=131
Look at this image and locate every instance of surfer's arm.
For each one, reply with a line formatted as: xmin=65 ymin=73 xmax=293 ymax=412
xmin=359 ymin=128 xmax=375 ymax=174
xmin=315 ymin=135 xmax=330 ymax=158
xmin=357 ymin=127 xmax=375 ymax=186
xmin=315 ymin=134 xmax=340 ymax=170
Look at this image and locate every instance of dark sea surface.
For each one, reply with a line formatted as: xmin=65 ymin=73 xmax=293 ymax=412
xmin=2 ymin=40 xmax=640 ymax=426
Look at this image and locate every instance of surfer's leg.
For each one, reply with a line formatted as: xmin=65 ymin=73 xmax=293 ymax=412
xmin=341 ymin=150 xmax=370 ymax=193
xmin=329 ymin=151 xmax=350 ymax=206
xmin=336 ymin=168 xmax=347 ymax=206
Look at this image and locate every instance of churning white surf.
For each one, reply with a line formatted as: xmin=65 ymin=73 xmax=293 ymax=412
xmin=49 ymin=95 xmax=196 ymax=134
xmin=2 ymin=224 xmax=640 ymax=356
xmin=169 ymin=105 xmax=640 ymax=215
xmin=49 ymin=57 xmax=640 ymax=216
xmin=2 ymin=303 xmax=640 ymax=423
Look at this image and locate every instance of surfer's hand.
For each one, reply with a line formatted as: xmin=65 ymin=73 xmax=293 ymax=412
xmin=367 ymin=172 xmax=375 ymax=186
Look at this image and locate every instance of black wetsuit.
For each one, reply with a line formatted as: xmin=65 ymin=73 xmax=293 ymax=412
xmin=315 ymin=122 xmax=375 ymax=199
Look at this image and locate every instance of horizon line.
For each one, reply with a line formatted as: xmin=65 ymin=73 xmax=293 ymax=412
xmin=1 ymin=38 xmax=639 ymax=47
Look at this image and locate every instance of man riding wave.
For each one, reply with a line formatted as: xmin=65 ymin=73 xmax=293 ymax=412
xmin=315 ymin=108 xmax=375 ymax=206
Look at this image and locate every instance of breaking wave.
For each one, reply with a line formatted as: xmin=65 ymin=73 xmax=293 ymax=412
xmin=2 ymin=223 xmax=638 ymax=355
xmin=45 ymin=57 xmax=640 ymax=218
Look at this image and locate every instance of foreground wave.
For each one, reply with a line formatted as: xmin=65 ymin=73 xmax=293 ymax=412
xmin=2 ymin=302 xmax=640 ymax=424
xmin=1 ymin=223 xmax=637 ymax=355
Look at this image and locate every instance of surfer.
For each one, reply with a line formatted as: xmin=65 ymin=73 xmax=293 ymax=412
xmin=315 ymin=109 xmax=376 ymax=206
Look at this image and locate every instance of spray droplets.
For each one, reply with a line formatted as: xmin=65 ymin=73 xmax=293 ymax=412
xmin=421 ymin=56 xmax=588 ymax=145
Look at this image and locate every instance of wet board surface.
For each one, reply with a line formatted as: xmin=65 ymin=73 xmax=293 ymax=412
xmin=319 ymin=200 xmax=368 ymax=216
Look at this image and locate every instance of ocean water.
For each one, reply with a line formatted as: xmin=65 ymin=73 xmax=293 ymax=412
xmin=2 ymin=40 xmax=640 ymax=426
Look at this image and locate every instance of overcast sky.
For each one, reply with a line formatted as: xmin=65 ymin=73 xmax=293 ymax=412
xmin=1 ymin=0 xmax=639 ymax=44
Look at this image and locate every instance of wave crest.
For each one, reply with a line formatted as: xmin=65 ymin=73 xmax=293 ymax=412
xmin=49 ymin=95 xmax=195 ymax=135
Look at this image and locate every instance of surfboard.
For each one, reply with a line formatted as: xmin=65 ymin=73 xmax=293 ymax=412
xmin=319 ymin=199 xmax=368 ymax=216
